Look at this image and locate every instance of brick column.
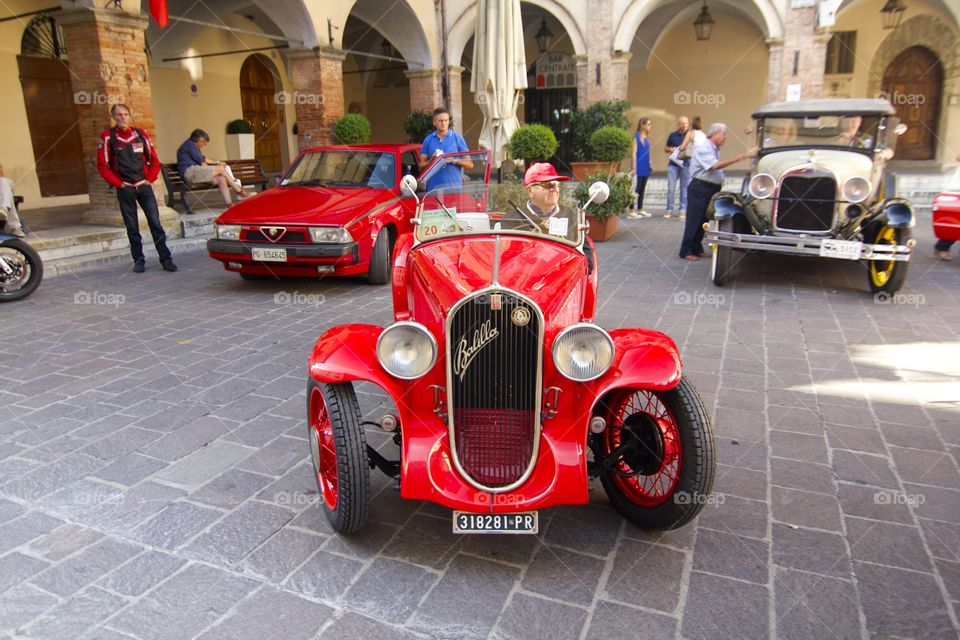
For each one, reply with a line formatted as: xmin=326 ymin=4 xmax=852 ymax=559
xmin=609 ymin=51 xmax=632 ymax=103
xmin=447 ymin=66 xmax=464 ymax=136
xmin=287 ymin=48 xmax=346 ymax=150
xmin=406 ymin=68 xmax=443 ymax=114
xmin=58 ymin=7 xmax=178 ymax=233
xmin=575 ymin=0 xmax=616 ymax=108
xmin=766 ymin=7 xmax=830 ymax=102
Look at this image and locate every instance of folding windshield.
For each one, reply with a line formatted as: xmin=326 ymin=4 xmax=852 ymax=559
xmin=759 ymin=115 xmax=883 ymax=152
xmin=281 ymin=150 xmax=397 ymax=188
xmin=412 ymin=150 xmax=584 ymax=249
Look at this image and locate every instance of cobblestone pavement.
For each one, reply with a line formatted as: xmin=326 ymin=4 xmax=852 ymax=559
xmin=2 ymin=215 xmax=959 ymax=640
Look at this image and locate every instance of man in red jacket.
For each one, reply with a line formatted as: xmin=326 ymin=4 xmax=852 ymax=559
xmin=97 ymin=104 xmax=176 ymax=272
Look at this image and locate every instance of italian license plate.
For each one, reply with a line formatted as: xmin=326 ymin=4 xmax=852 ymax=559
xmin=251 ymin=247 xmax=287 ymax=262
xmin=820 ymin=239 xmax=862 ymax=260
xmin=452 ymin=511 xmax=538 ymax=534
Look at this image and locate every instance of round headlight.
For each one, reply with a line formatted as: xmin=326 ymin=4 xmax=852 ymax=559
xmin=843 ymin=177 xmax=871 ymax=203
xmin=748 ymin=173 xmax=776 ymax=199
xmin=552 ymin=324 xmax=615 ymax=381
xmin=376 ymin=322 xmax=437 ymax=379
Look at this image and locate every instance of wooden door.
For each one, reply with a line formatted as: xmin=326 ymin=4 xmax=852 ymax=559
xmin=240 ymin=55 xmax=284 ymax=172
xmin=17 ymin=56 xmax=86 ymax=195
xmin=882 ymin=46 xmax=942 ymax=160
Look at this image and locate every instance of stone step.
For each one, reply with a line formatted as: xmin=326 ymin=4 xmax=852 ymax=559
xmin=43 ymin=236 xmax=211 ymax=278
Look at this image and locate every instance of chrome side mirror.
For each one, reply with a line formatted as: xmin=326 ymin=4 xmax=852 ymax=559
xmin=400 ymin=174 xmax=420 ymax=203
xmin=585 ymin=181 xmax=610 ymax=209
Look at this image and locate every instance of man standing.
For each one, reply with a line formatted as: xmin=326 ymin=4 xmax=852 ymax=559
xmin=664 ymin=116 xmax=690 ymax=217
xmin=419 ymin=107 xmax=472 ymax=190
xmin=679 ymin=123 xmax=754 ymax=261
xmin=97 ymin=104 xmax=177 ymax=273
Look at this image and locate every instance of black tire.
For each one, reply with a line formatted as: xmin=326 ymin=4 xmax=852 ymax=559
xmin=367 ymin=229 xmax=392 ymax=285
xmin=711 ymin=217 xmax=734 ymax=287
xmin=0 ymin=239 xmax=43 ymax=302
xmin=306 ymin=379 xmax=369 ymax=534
xmin=868 ymin=225 xmax=911 ymax=294
xmin=597 ymin=378 xmax=716 ymax=530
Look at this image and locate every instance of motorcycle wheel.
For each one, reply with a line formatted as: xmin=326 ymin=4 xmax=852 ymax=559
xmin=306 ymin=378 xmax=369 ymax=534
xmin=597 ymin=378 xmax=715 ymax=530
xmin=0 ymin=239 xmax=43 ymax=302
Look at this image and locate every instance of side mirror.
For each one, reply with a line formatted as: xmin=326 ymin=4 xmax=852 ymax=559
xmin=585 ymin=181 xmax=610 ymax=209
xmin=894 ymin=123 xmax=908 ymax=136
xmin=400 ymin=174 xmax=419 ymax=201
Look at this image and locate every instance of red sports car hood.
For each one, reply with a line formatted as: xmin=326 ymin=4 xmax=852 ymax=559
xmin=216 ymin=187 xmax=397 ymax=225
xmin=407 ymin=235 xmax=587 ymax=328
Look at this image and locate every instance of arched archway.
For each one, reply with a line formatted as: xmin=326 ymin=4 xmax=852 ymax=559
xmin=240 ymin=55 xmax=286 ymax=172
xmin=882 ymin=47 xmax=942 ymax=160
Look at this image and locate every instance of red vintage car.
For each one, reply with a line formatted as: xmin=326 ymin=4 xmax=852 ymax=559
xmin=207 ymin=144 xmax=488 ymax=283
xmin=306 ymin=152 xmax=716 ymax=535
xmin=932 ymin=173 xmax=960 ymax=256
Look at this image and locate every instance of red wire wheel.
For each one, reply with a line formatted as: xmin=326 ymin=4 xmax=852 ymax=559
xmin=309 ymin=384 xmax=338 ymax=510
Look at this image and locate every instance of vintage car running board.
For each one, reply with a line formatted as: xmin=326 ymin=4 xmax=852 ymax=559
xmin=707 ymin=230 xmax=911 ymax=261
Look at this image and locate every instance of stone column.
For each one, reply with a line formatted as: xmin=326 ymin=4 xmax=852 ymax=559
xmin=447 ymin=66 xmax=464 ymax=137
xmin=287 ymin=47 xmax=346 ymax=150
xmin=766 ymin=6 xmax=830 ymax=102
xmin=58 ymin=7 xmax=178 ymax=233
xmin=609 ymin=51 xmax=632 ymax=104
xmin=406 ymin=68 xmax=443 ymax=114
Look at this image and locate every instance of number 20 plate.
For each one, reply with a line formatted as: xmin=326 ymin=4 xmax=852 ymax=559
xmin=453 ymin=511 xmax=538 ymax=534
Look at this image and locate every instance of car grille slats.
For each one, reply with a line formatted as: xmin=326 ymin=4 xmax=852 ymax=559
xmin=245 ymin=230 xmax=309 ymax=243
xmin=775 ymin=175 xmax=836 ymax=232
xmin=449 ymin=291 xmax=540 ymax=489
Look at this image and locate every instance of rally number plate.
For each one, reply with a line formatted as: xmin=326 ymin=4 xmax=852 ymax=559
xmin=819 ymin=239 xmax=863 ymax=260
xmin=251 ymin=247 xmax=287 ymax=262
xmin=452 ymin=511 xmax=538 ymax=534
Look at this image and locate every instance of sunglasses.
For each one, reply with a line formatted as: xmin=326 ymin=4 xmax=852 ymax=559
xmin=532 ymin=181 xmax=561 ymax=190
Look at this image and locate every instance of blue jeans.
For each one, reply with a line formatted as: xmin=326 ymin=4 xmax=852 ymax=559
xmin=666 ymin=162 xmax=689 ymax=211
xmin=117 ymin=184 xmax=172 ymax=264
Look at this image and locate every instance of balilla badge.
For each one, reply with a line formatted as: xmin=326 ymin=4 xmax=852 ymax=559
xmin=453 ymin=320 xmax=500 ymax=380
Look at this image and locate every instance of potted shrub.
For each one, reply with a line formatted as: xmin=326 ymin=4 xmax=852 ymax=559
xmin=573 ymin=172 xmax=633 ymax=242
xmin=569 ymin=100 xmax=631 ymax=180
xmin=589 ymin=126 xmax=633 ymax=174
xmin=225 ymin=119 xmax=255 ymax=160
xmin=508 ymin=123 xmax=558 ymax=167
xmin=333 ymin=114 xmax=372 ymax=144
xmin=403 ymin=110 xmax=434 ymax=144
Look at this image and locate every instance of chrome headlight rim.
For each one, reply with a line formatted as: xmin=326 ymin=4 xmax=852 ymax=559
xmin=551 ymin=323 xmax=615 ymax=382
xmin=309 ymin=226 xmax=353 ymax=244
xmin=215 ymin=224 xmax=242 ymax=240
xmin=842 ymin=176 xmax=871 ymax=204
xmin=376 ymin=321 xmax=438 ymax=380
xmin=747 ymin=173 xmax=776 ymax=199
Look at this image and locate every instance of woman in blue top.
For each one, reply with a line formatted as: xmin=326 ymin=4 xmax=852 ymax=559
xmin=627 ymin=117 xmax=652 ymax=219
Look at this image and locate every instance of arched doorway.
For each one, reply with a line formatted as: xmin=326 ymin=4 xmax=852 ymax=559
xmin=17 ymin=13 xmax=86 ymax=196
xmin=525 ymin=53 xmax=577 ymax=172
xmin=239 ymin=55 xmax=285 ymax=172
xmin=882 ymin=46 xmax=942 ymax=160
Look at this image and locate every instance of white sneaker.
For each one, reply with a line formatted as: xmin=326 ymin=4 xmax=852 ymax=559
xmin=626 ymin=211 xmax=643 ymax=219
xmin=638 ymin=210 xmax=651 ymax=218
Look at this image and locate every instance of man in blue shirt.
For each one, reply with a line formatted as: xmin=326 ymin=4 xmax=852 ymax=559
xmin=664 ymin=116 xmax=689 ymax=216
xmin=419 ymin=108 xmax=472 ymax=191
xmin=176 ymin=129 xmax=248 ymax=206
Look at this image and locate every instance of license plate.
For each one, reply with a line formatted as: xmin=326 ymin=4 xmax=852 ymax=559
xmin=251 ymin=247 xmax=287 ymax=262
xmin=452 ymin=511 xmax=538 ymax=534
xmin=820 ymin=239 xmax=862 ymax=260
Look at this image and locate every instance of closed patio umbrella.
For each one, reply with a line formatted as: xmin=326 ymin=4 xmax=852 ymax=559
xmin=470 ymin=0 xmax=527 ymax=170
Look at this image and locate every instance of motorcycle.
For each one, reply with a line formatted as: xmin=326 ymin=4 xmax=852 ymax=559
xmin=0 ymin=198 xmax=42 ymax=302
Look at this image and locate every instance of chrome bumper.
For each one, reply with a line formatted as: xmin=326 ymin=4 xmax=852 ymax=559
xmin=705 ymin=229 xmax=912 ymax=262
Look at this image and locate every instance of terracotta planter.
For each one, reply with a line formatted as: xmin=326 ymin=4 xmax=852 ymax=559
xmin=587 ymin=215 xmax=618 ymax=242
xmin=571 ymin=161 xmax=617 ymax=182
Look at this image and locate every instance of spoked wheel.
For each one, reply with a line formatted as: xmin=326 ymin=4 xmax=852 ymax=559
xmin=0 ymin=239 xmax=42 ymax=302
xmin=868 ymin=225 xmax=911 ymax=294
xmin=597 ymin=378 xmax=715 ymax=530
xmin=306 ymin=379 xmax=369 ymax=534
xmin=710 ymin=217 xmax=734 ymax=287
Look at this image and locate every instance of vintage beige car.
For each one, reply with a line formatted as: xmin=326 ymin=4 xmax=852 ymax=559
xmin=706 ymin=98 xmax=914 ymax=294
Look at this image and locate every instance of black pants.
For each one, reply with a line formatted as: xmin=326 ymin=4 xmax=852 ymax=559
xmin=680 ymin=179 xmax=721 ymax=257
xmin=117 ymin=185 xmax=171 ymax=264
xmin=635 ymin=175 xmax=649 ymax=209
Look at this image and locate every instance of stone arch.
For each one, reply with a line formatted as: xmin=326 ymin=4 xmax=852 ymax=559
xmin=447 ymin=0 xmax=586 ymax=65
xmin=614 ymin=0 xmax=783 ymax=54
xmin=834 ymin=0 xmax=960 ymax=33
xmin=339 ymin=0 xmax=433 ymax=69
xmin=866 ymin=15 xmax=958 ymax=97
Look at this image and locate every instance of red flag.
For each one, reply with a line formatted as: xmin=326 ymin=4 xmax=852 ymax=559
xmin=150 ymin=0 xmax=168 ymax=28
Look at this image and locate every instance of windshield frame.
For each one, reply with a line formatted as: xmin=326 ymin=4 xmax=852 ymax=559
xmin=756 ymin=114 xmax=889 ymax=158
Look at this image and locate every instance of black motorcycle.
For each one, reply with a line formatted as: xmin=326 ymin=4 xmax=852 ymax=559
xmin=0 ymin=197 xmax=42 ymax=302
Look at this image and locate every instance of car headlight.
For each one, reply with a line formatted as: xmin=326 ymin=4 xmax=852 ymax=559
xmin=215 ymin=224 xmax=241 ymax=240
xmin=748 ymin=173 xmax=776 ymax=199
xmin=552 ymin=324 xmax=614 ymax=382
xmin=843 ymin=177 xmax=871 ymax=203
xmin=309 ymin=226 xmax=353 ymax=243
xmin=376 ymin=322 xmax=437 ymax=379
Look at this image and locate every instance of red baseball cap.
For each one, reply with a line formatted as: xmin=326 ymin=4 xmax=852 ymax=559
xmin=524 ymin=162 xmax=570 ymax=187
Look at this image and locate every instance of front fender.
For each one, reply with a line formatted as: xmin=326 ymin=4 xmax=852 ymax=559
xmin=586 ymin=328 xmax=683 ymax=401
xmin=880 ymin=198 xmax=915 ymax=228
xmin=308 ymin=324 xmax=406 ymax=395
xmin=709 ymin=192 xmax=744 ymax=221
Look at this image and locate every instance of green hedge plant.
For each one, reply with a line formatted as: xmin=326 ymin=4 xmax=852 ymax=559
xmin=573 ymin=172 xmax=633 ymax=221
xmin=570 ymin=100 xmax=630 ymax=161
xmin=226 ymin=119 xmax=253 ymax=134
xmin=508 ymin=123 xmax=558 ymax=165
xmin=403 ymin=111 xmax=433 ymax=143
xmin=333 ymin=114 xmax=372 ymax=144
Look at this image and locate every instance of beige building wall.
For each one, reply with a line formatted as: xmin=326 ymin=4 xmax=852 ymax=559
xmin=627 ymin=18 xmax=769 ymax=172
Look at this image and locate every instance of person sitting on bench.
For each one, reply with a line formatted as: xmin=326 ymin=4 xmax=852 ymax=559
xmin=176 ymin=129 xmax=248 ymax=206
xmin=0 ymin=164 xmax=24 ymax=237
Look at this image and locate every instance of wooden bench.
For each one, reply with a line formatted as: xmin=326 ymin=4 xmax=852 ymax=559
xmin=161 ymin=159 xmax=270 ymax=214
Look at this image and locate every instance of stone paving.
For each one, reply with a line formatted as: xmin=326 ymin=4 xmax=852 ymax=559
xmin=1 ymin=214 xmax=959 ymax=640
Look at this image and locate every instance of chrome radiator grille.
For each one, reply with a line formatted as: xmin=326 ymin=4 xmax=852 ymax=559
xmin=775 ymin=175 xmax=836 ymax=232
xmin=447 ymin=290 xmax=541 ymax=489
